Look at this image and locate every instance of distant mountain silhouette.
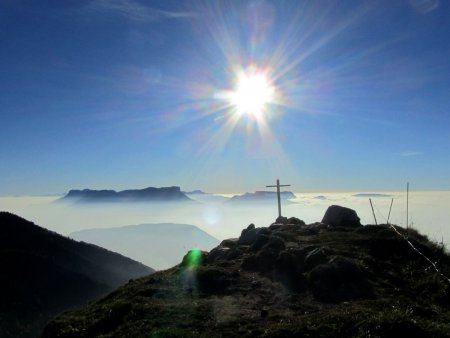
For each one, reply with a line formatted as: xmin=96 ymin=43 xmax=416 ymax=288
xmin=70 ymin=223 xmax=220 ymax=270
xmin=0 ymin=212 xmax=153 ymax=338
xmin=229 ymin=190 xmax=296 ymax=203
xmin=185 ymin=191 xmax=230 ymax=204
xmin=60 ymin=186 xmax=193 ymax=203
xmin=183 ymin=189 xmax=207 ymax=195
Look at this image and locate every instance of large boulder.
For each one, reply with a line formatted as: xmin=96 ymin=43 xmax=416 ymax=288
xmin=322 ymin=205 xmax=361 ymax=227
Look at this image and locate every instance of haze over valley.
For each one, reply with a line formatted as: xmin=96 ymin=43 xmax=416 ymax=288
xmin=2 ymin=188 xmax=449 ymax=270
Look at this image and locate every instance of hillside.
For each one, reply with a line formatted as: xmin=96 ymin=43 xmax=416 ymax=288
xmin=70 ymin=223 xmax=220 ymax=270
xmin=43 ymin=206 xmax=450 ymax=337
xmin=60 ymin=186 xmax=193 ymax=203
xmin=0 ymin=212 xmax=154 ymax=338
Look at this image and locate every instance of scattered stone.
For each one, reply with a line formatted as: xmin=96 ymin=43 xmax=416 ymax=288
xmin=241 ymin=255 xmax=258 ymax=271
xmin=304 ymin=247 xmax=329 ymax=268
xmin=207 ymin=247 xmax=231 ymax=263
xmin=250 ymin=234 xmax=270 ymax=252
xmin=308 ymin=256 xmax=373 ymax=302
xmin=197 ymin=267 xmax=234 ymax=294
xmin=241 ymin=247 xmax=279 ymax=273
xmin=322 ymin=205 xmax=361 ymax=228
xmin=226 ymin=248 xmax=243 ymax=260
xmin=287 ymin=217 xmax=306 ymax=226
xmin=220 ymin=238 xmax=238 ymax=248
xmin=268 ymin=223 xmax=282 ymax=230
xmin=263 ymin=236 xmax=285 ymax=252
xmin=274 ymin=251 xmax=308 ymax=292
xmin=305 ymin=222 xmax=328 ymax=230
xmin=276 ymin=216 xmax=288 ymax=224
xmin=238 ymin=226 xmax=269 ymax=246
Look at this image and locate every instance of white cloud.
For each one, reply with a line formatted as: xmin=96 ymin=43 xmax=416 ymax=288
xmin=86 ymin=0 xmax=196 ymax=22
xmin=401 ymin=151 xmax=422 ymax=157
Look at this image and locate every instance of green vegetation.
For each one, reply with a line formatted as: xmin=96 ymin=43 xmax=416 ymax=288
xmin=43 ymin=218 xmax=450 ymax=337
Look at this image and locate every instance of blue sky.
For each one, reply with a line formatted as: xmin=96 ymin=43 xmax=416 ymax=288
xmin=1 ymin=0 xmax=449 ymax=195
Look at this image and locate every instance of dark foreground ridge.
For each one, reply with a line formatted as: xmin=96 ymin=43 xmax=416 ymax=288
xmin=43 ymin=206 xmax=450 ymax=337
xmin=0 ymin=212 xmax=153 ymax=338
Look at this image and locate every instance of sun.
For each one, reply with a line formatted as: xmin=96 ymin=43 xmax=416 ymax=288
xmin=230 ymin=68 xmax=275 ymax=118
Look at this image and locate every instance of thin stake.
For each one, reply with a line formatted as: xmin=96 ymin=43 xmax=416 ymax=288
xmin=387 ymin=198 xmax=394 ymax=224
xmin=406 ymin=182 xmax=409 ymax=236
xmin=369 ymin=198 xmax=378 ymax=225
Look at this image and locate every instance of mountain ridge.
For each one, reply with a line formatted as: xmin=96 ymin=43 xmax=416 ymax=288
xmin=0 ymin=212 xmax=154 ymax=338
xmin=42 ymin=206 xmax=450 ymax=337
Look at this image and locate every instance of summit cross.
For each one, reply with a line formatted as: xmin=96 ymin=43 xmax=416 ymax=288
xmin=266 ymin=179 xmax=291 ymax=218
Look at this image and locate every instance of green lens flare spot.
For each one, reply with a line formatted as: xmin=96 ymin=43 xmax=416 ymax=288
xmin=184 ymin=249 xmax=202 ymax=268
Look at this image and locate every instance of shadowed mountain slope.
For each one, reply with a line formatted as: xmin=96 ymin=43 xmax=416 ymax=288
xmin=43 ymin=207 xmax=450 ymax=337
xmin=70 ymin=223 xmax=220 ymax=270
xmin=0 ymin=212 xmax=153 ymax=338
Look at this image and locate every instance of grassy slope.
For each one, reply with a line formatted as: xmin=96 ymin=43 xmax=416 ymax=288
xmin=43 ymin=221 xmax=450 ymax=338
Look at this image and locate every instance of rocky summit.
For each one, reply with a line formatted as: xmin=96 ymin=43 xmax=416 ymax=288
xmin=43 ymin=206 xmax=450 ymax=337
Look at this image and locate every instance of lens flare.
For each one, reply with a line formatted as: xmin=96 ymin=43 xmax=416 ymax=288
xmin=184 ymin=249 xmax=203 ymax=268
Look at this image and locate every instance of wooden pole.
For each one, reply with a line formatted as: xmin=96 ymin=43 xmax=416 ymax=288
xmin=387 ymin=198 xmax=394 ymax=224
xmin=369 ymin=198 xmax=378 ymax=225
xmin=276 ymin=179 xmax=281 ymax=218
xmin=406 ymin=182 xmax=409 ymax=236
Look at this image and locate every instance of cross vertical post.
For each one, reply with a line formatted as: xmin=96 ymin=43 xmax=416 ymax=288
xmin=266 ymin=179 xmax=291 ymax=218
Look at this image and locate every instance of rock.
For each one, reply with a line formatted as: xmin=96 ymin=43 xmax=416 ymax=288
xmin=287 ymin=217 xmax=306 ymax=226
xmin=275 ymin=251 xmax=308 ymax=292
xmin=306 ymin=222 xmax=328 ymax=230
xmin=238 ymin=226 xmax=269 ymax=246
xmin=220 ymin=238 xmax=238 ymax=248
xmin=276 ymin=216 xmax=288 ymax=224
xmin=241 ymin=255 xmax=258 ymax=271
xmin=304 ymin=247 xmax=329 ymax=268
xmin=263 ymin=236 xmax=285 ymax=252
xmin=250 ymin=234 xmax=270 ymax=252
xmin=322 ymin=205 xmax=361 ymax=228
xmin=196 ymin=267 xmax=235 ymax=294
xmin=268 ymin=223 xmax=282 ymax=230
xmin=308 ymin=256 xmax=373 ymax=302
xmin=241 ymin=248 xmax=279 ymax=272
xmin=226 ymin=248 xmax=243 ymax=260
xmin=207 ymin=247 xmax=230 ymax=263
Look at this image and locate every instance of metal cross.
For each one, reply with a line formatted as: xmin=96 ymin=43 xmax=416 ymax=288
xmin=266 ymin=179 xmax=291 ymax=218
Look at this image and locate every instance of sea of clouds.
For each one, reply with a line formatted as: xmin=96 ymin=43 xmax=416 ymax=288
xmin=1 ymin=191 xmax=449 ymax=248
